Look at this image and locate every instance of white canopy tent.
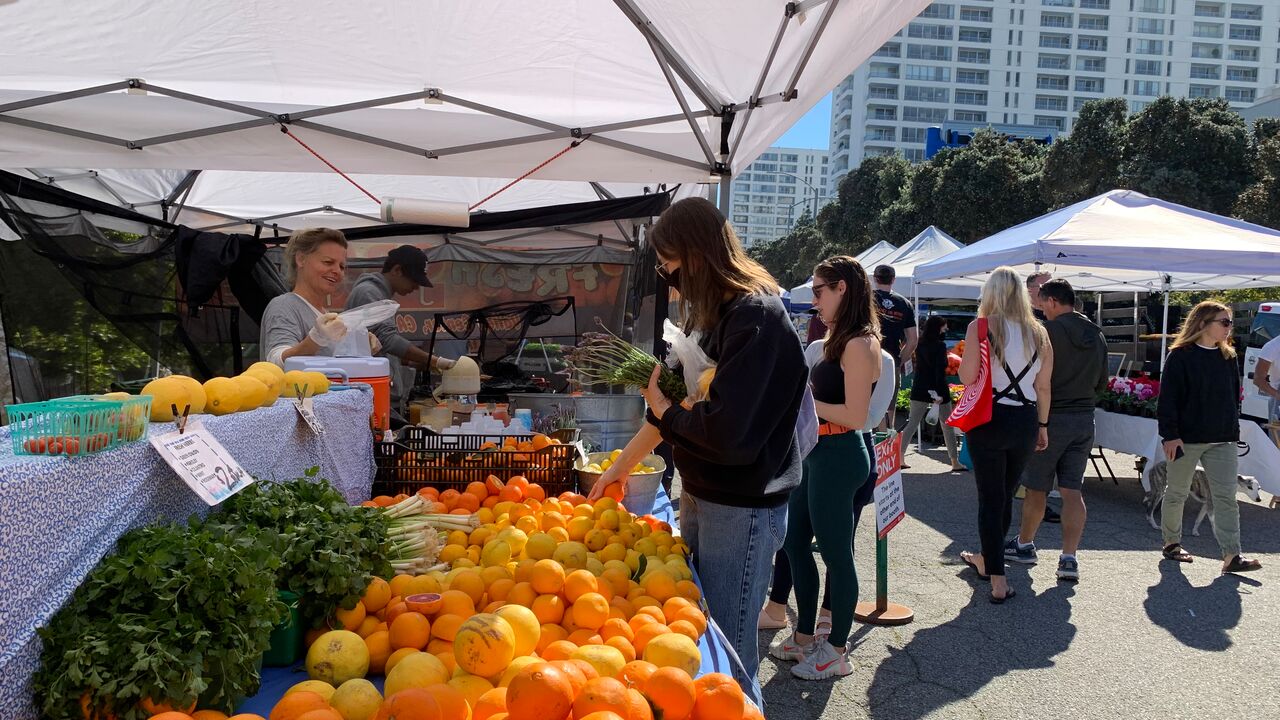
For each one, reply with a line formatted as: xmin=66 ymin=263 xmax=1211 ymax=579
xmin=877 ymin=225 xmax=980 ymax=301
xmin=787 ymin=240 xmax=901 ymax=310
xmin=0 ymin=0 xmax=929 ymax=194
xmin=912 ymin=189 xmax=1280 ymax=360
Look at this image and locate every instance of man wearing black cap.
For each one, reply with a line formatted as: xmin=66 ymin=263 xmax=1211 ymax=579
xmin=873 ymin=264 xmax=917 ymax=429
xmin=346 ymin=244 xmax=456 ymax=424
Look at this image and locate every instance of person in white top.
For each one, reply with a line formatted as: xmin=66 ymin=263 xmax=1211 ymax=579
xmin=1254 ymin=334 xmax=1280 ymax=423
xmin=956 ymin=267 xmax=1053 ymax=604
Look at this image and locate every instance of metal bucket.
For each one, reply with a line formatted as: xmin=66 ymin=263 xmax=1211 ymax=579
xmin=507 ymin=393 xmax=646 ymax=453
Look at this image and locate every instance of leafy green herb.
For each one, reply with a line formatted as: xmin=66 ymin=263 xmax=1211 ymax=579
xmin=33 ymin=519 xmax=285 ymax=719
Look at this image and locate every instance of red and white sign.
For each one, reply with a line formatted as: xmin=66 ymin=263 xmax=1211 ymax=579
xmin=873 ymin=433 xmax=906 ymax=539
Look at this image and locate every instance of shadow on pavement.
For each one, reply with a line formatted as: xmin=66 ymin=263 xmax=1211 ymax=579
xmin=1142 ymin=563 xmax=1256 ymax=651
xmin=865 ymin=581 xmax=1077 ymax=720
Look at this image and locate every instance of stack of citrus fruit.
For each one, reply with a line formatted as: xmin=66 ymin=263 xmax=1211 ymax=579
xmin=168 ymin=474 xmax=763 ymax=720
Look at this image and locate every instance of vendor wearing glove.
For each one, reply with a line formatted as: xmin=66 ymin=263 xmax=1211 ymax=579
xmin=345 ymin=245 xmax=457 ymax=422
xmin=261 ymin=227 xmax=378 ymax=366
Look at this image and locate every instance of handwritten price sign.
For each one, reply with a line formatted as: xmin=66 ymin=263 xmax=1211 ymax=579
xmin=150 ymin=420 xmax=254 ymax=505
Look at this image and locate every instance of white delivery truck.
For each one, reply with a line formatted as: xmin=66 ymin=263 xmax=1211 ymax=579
xmin=1242 ymin=301 xmax=1280 ymax=421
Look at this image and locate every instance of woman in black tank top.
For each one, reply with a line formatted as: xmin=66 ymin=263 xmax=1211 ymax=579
xmin=773 ymin=256 xmax=882 ymax=681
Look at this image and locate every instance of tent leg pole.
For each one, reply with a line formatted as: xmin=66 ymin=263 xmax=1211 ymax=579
xmin=914 ymin=284 xmax=922 ymax=455
xmin=718 ymin=176 xmax=732 ymax=215
xmin=1159 ymin=277 xmax=1171 ymax=374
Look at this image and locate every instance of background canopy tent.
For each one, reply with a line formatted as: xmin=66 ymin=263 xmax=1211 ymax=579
xmin=912 ymin=190 xmax=1280 ymax=293
xmin=0 ymin=0 xmax=931 ymax=186
xmin=788 ymin=240 xmax=901 ymax=310
xmin=877 ymin=225 xmax=980 ymax=301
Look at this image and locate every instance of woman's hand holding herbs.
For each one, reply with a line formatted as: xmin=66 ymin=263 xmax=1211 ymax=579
xmin=642 ymin=364 xmax=673 ymax=419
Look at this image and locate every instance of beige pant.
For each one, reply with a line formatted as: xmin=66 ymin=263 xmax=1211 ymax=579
xmin=1161 ymin=442 xmax=1241 ymax=558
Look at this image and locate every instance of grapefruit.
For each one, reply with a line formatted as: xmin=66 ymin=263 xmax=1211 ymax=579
xmin=305 ymin=630 xmax=370 ymax=685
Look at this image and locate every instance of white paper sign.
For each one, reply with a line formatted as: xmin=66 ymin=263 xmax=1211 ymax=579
xmin=294 ymin=396 xmax=325 ymax=434
xmin=873 ymin=433 xmax=906 ymax=539
xmin=149 ymin=420 xmax=253 ymax=505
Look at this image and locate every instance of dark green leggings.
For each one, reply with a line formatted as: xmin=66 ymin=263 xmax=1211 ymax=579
xmin=783 ymin=430 xmax=869 ymax=648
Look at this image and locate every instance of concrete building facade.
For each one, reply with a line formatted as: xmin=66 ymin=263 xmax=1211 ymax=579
xmin=728 ymin=146 xmax=829 ymax=247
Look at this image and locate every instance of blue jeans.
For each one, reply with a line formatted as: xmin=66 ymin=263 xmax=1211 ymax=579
xmin=681 ymin=491 xmax=787 ymax=711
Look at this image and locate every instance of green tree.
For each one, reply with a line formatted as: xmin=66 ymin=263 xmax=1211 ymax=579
xmin=1234 ymin=132 xmax=1280 ymax=229
xmin=818 ymin=154 xmax=913 ymax=253
xmin=748 ymin=211 xmax=830 ymax=288
xmin=1042 ymin=98 xmax=1128 ymax=208
xmin=1121 ymin=97 xmax=1253 ymax=215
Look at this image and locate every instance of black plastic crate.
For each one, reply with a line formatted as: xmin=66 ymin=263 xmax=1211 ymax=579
xmin=372 ymin=430 xmax=580 ymax=497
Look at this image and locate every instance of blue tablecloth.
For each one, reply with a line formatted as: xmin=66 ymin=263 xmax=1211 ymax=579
xmin=0 ymin=390 xmax=376 ymax=720
xmin=238 ymin=484 xmax=742 ymax=715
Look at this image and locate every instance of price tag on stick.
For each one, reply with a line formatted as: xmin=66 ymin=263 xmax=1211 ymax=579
xmin=293 ymin=389 xmax=325 ymax=435
xmin=150 ymin=418 xmax=254 ymax=505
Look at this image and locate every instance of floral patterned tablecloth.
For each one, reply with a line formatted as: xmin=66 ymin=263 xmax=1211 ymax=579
xmin=0 ymin=389 xmax=375 ymax=719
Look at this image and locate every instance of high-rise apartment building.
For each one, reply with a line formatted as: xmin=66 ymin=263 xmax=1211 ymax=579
xmin=728 ymin=147 xmax=829 ymax=247
xmin=827 ymin=0 xmax=1280 ymax=194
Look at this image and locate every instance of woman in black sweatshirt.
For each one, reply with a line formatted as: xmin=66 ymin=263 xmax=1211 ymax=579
xmin=1157 ymin=301 xmax=1261 ymax=573
xmin=901 ymin=315 xmax=965 ymax=471
xmin=587 ymin=197 xmax=808 ymax=710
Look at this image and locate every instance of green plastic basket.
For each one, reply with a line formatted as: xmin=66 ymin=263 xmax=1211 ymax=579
xmin=6 ymin=395 xmax=151 ymax=457
xmin=262 ymin=590 xmax=303 ymax=667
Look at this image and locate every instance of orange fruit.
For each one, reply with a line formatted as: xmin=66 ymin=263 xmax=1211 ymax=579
xmin=385 ymin=647 xmax=418 ymax=674
xmin=605 ymin=636 xmax=637 ymax=663
xmin=505 ymin=663 xmax=575 ymax=720
xmin=506 ymin=582 xmax=537 ymax=608
xmin=564 ymin=571 xmax=599 ymax=604
xmin=572 ymin=677 xmax=630 ymax=719
xmin=389 ymin=612 xmax=432 ymax=650
xmin=455 ymin=493 xmax=481 ymax=513
xmin=530 ymin=560 xmax=566 ymax=595
xmin=384 ymin=601 xmax=409 ymax=627
xmin=294 ymin=711 xmax=342 ymax=720
xmin=671 ymin=608 xmax=707 ymax=638
xmin=507 ymin=475 xmax=530 ymax=491
xmin=531 ymin=594 xmax=565 ymax=625
xmin=427 ymin=638 xmax=453 ymax=656
xmin=431 ymin=614 xmax=465 ymax=642
xmin=572 ymin=593 xmax=610 ymax=631
xmin=624 ymin=688 xmax=654 ymax=720
xmin=487 ymin=578 xmax=515 ymax=603
xmin=525 ymin=484 xmax=546 ymax=501
xmin=425 ymin=683 xmax=470 ymax=720
xmin=334 ymin=602 xmax=367 ymax=633
xmin=631 ymin=623 xmax=669 ymax=655
xmin=485 ymin=475 xmax=506 ymax=495
xmin=362 ymin=577 xmax=393 ymax=613
xmin=645 ymin=667 xmax=696 ymax=720
xmin=449 ymin=570 xmax=487 ymax=606
xmin=742 ymin=703 xmax=764 ymax=720
xmin=578 ymin=713 xmax=625 ymax=720
xmin=192 ymin=712 xmax=230 ymax=720
xmin=617 ymin=660 xmax=658 ymax=691
xmin=551 ymin=659 xmax=589 ymax=697
xmin=148 ymin=713 xmax=195 ymax=720
xmin=691 ymin=674 xmax=744 ymax=720
xmin=267 ymin=691 xmax=328 ymax=720
xmin=536 ymin=623 xmax=569 ymax=654
xmin=365 ymin=630 xmax=393 ymax=674
xmin=473 ymin=687 xmax=508 ymax=720
xmin=228 ymin=715 xmax=268 ymax=720
xmin=356 ymin=616 xmax=382 ymax=639
xmin=660 ymin=598 xmax=695 ymax=624
xmin=600 ymin=619 xmax=635 ymax=643
xmin=540 ymin=639 xmax=579 ymax=661
xmin=373 ymin=687 xmax=441 ymax=720
xmin=628 ymin=614 xmax=657 ymax=634
xmin=439 ymin=590 xmax=477 ymax=618
xmin=668 ymin=620 xmax=700 ymax=642
xmin=635 ymin=607 xmax=665 ymax=624
xmin=568 ymin=629 xmax=604 ymax=646
xmin=405 ymin=593 xmax=444 ymax=616
xmin=499 ymin=485 xmax=524 ymax=503
xmin=674 ymin=581 xmax=701 ymax=602
xmin=467 ymin=481 xmax=489 ymax=498
xmin=568 ymin=658 xmax=600 ymax=682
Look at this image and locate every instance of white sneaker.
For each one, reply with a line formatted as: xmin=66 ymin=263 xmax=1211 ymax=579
xmin=768 ymin=633 xmax=811 ymax=662
xmin=791 ymin=641 xmax=853 ymax=680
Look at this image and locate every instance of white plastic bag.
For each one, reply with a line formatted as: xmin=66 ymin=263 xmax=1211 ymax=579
xmin=663 ymin=319 xmax=716 ymax=402
xmin=925 ymin=403 xmax=940 ymax=426
xmin=333 ymin=299 xmax=400 ymax=357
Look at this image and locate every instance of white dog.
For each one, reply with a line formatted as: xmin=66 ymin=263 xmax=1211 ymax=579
xmin=1145 ymin=461 xmax=1262 ymax=536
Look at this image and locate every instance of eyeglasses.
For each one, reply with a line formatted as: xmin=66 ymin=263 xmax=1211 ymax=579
xmin=1210 ymin=318 xmax=1233 ymax=327
xmin=811 ymin=282 xmax=834 ymax=298
xmin=655 ymin=260 xmax=674 ymax=279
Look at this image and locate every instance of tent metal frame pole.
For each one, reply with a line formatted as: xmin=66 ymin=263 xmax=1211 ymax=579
xmin=643 ymin=36 xmax=718 ymax=167
xmin=727 ymin=11 xmax=794 ymax=167
xmin=589 ymin=134 xmax=711 ymax=172
xmin=1159 ymin=275 xmax=1171 ymax=373
xmin=783 ymin=0 xmax=841 ymax=98
xmin=915 ymin=282 xmax=923 ymax=455
xmin=718 ymin=176 xmax=732 ymax=214
xmin=432 ymin=131 xmax=565 ymax=158
xmin=0 ymin=81 xmax=132 ymax=114
xmin=795 ymin=0 xmax=836 ymax=12
xmin=91 ymin=175 xmax=131 ymax=207
xmin=0 ymin=115 xmax=133 ymax=147
xmin=588 ymin=182 xmax=636 ymax=241
xmin=585 ymin=110 xmax=712 ymax=134
xmin=612 ymin=0 xmax=722 ymax=113
xmin=290 ymin=119 xmax=437 ymax=158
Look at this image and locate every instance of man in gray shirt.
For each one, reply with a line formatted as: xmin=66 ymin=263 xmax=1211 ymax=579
xmin=345 ymin=245 xmax=455 ymax=423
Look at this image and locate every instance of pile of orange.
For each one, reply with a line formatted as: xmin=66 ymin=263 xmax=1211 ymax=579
xmin=168 ymin=475 xmax=764 ymax=720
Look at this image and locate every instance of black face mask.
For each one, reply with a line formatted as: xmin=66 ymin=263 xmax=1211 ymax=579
xmin=664 ymin=268 xmax=681 ymax=291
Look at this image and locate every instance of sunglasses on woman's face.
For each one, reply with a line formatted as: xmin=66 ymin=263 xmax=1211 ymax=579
xmin=812 ymin=282 xmax=835 ymax=299
xmin=1209 ymin=318 xmax=1233 ymax=327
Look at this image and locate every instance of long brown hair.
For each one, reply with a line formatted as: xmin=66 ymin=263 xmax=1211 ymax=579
xmin=1171 ymin=300 xmax=1236 ymax=359
xmin=649 ymin=197 xmax=780 ymax=332
xmin=815 ymin=256 xmax=880 ymax=363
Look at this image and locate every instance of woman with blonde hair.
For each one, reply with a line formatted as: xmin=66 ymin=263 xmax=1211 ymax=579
xmin=957 ymin=267 xmax=1053 ymax=603
xmin=260 ymin=227 xmax=352 ymax=366
xmin=588 ymin=197 xmax=808 ymax=710
xmin=1157 ymin=301 xmax=1261 ymax=573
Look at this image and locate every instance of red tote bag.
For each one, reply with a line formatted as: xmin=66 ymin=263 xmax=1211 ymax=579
xmin=947 ymin=318 xmax=993 ymax=432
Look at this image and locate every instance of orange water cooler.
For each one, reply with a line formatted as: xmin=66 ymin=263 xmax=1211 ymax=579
xmin=284 ymin=356 xmax=391 ymax=432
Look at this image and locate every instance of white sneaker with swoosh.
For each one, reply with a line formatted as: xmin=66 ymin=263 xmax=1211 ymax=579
xmin=768 ymin=634 xmax=811 ymax=662
xmin=791 ymin=641 xmax=853 ymax=680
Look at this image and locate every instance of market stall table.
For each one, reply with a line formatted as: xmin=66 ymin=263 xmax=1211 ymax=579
xmin=237 ymin=484 xmax=743 ymax=715
xmin=0 ymin=390 xmax=376 ymax=720
xmin=1092 ymin=408 xmax=1280 ymax=495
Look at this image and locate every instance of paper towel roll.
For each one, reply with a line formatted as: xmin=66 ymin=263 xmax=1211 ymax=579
xmin=380 ymin=196 xmax=471 ymax=227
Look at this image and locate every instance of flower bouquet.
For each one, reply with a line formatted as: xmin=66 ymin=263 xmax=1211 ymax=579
xmin=1097 ymin=375 xmax=1160 ymax=417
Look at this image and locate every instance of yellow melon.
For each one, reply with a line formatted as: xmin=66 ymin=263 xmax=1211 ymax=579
xmin=140 ymin=377 xmax=191 ymax=422
xmin=305 ymin=630 xmax=369 ymax=686
xmin=202 ymin=376 xmax=243 ymax=416
xmin=453 ymin=614 xmax=516 ymax=678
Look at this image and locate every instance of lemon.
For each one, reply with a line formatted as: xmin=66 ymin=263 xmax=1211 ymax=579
xmin=610 ymin=449 xmax=623 ymax=460
xmin=202 ymin=377 xmax=243 ymax=415
xmin=247 ymin=360 xmax=285 ymax=381
xmin=481 ymin=540 xmax=512 ymax=567
xmin=285 ymin=679 xmax=336 ymax=702
xmin=233 ymin=374 xmax=270 ymax=411
xmin=245 ymin=367 xmax=283 ymax=406
xmin=553 ymin=541 xmax=589 ymax=570
xmin=167 ymin=375 xmax=207 ymax=414
xmin=282 ymin=369 xmax=312 ymax=398
xmin=525 ymin=532 xmax=557 ymax=561
xmin=305 ymin=371 xmax=332 ymax=394
xmin=141 ymin=377 xmax=191 ymax=422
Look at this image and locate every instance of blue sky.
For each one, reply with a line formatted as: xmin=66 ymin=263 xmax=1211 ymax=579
xmin=773 ymin=93 xmax=832 ymax=150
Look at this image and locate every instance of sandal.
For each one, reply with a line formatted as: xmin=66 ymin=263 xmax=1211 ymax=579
xmin=1162 ymin=544 xmax=1193 ymax=563
xmin=1223 ymin=555 xmax=1262 ymax=574
xmin=951 ymin=466 xmax=970 ymax=473
xmin=990 ymin=588 xmax=1017 ymax=604
xmin=961 ymin=552 xmax=990 ymax=580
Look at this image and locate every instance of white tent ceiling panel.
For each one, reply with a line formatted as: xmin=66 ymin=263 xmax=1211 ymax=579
xmin=0 ymin=0 xmax=930 ymax=180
